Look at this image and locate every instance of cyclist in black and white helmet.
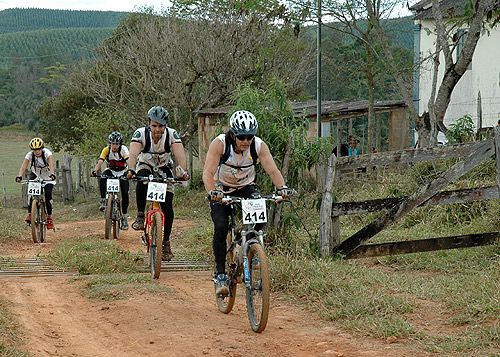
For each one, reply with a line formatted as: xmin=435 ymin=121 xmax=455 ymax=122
xmin=202 ymin=110 xmax=294 ymax=296
xmin=91 ymin=131 xmax=131 ymax=230
xmin=126 ymin=105 xmax=190 ymax=261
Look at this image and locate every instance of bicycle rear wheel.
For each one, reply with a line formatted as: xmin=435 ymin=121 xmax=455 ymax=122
xmin=216 ymin=232 xmax=238 ymax=314
xmin=149 ymin=212 xmax=163 ymax=279
xmin=104 ymin=194 xmax=114 ymax=239
xmin=245 ymin=243 xmax=270 ymax=333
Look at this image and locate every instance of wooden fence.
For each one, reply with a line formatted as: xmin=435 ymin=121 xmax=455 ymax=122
xmin=319 ymin=127 xmax=500 ymax=259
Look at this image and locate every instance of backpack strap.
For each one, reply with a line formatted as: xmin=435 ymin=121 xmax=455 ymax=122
xmin=30 ymin=149 xmax=48 ymax=169
xmin=105 ymin=145 xmax=123 ymax=161
xmin=218 ymin=139 xmax=258 ymax=168
xmin=143 ymin=127 xmax=170 ymax=154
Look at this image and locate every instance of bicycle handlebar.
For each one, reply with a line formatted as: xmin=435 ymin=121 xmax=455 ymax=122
xmin=131 ymin=175 xmax=186 ymax=184
xmin=221 ymin=194 xmax=287 ymax=205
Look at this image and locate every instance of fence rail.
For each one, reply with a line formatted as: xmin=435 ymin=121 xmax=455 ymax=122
xmin=319 ymin=127 xmax=500 ymax=259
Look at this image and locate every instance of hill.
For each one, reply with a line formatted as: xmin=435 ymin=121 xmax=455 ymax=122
xmin=0 ymin=8 xmax=127 ymax=34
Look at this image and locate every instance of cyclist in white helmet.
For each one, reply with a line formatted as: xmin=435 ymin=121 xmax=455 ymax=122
xmin=202 ymin=110 xmax=294 ymax=295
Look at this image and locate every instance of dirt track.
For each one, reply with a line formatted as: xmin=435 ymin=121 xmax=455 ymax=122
xmin=0 ymin=220 xmax=419 ymax=357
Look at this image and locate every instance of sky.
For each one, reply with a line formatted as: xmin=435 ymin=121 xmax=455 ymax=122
xmin=0 ymin=0 xmax=170 ymax=12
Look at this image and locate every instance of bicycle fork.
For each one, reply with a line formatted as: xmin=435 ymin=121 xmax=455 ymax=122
xmin=241 ymin=230 xmax=264 ymax=289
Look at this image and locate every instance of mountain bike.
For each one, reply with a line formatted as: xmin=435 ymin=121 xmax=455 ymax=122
xmin=215 ymin=193 xmax=287 ymax=333
xmin=133 ymin=172 xmax=183 ymax=279
xmin=21 ymin=178 xmax=51 ymax=243
xmin=94 ymin=173 xmax=125 ymax=240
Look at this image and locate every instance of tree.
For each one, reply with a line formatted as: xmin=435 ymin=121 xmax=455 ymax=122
xmin=365 ymin=0 xmax=498 ymax=147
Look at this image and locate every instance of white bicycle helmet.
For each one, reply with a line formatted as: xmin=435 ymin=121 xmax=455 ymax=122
xmin=229 ymin=110 xmax=258 ymax=135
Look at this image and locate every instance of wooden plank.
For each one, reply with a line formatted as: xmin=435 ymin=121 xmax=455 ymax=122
xmin=320 ymin=153 xmax=337 ymax=255
xmin=347 ymin=232 xmax=500 ymax=258
xmin=336 ymin=139 xmax=492 ymax=171
xmin=332 ymin=186 xmax=499 ymax=216
xmin=335 ymin=139 xmax=495 ymax=256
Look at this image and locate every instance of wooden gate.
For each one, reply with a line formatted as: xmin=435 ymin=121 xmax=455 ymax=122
xmin=319 ymin=127 xmax=500 ymax=258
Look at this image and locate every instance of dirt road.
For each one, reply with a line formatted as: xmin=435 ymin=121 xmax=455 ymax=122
xmin=0 ymin=220 xmax=418 ymax=357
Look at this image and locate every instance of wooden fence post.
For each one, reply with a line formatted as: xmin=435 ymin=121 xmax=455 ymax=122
xmin=63 ymin=155 xmax=74 ymax=201
xmin=319 ymin=152 xmax=337 ymax=257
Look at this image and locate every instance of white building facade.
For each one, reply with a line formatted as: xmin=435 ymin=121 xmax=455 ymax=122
xmin=412 ymin=0 xmax=500 ymax=130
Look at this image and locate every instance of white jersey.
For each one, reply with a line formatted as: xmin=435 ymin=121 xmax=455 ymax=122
xmin=25 ymin=148 xmax=56 ymax=184
xmin=215 ymin=134 xmax=262 ymax=190
xmin=131 ymin=126 xmax=182 ymax=168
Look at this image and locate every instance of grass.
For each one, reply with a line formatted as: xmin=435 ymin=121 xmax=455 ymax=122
xmin=46 ymin=235 xmax=144 ymax=275
xmin=0 ymin=297 xmax=28 ymax=356
xmin=75 ymin=273 xmax=173 ymax=301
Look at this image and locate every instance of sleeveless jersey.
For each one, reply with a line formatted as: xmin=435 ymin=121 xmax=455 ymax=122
xmin=215 ymin=134 xmax=262 ymax=190
xmin=132 ymin=127 xmax=181 ymax=168
xmin=98 ymin=145 xmax=129 ymax=175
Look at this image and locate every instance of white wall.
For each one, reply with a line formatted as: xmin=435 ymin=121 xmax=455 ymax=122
xmin=417 ymin=20 xmax=500 ymax=129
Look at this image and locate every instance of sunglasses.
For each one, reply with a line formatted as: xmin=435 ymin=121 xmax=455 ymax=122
xmin=236 ymin=134 xmax=254 ymax=141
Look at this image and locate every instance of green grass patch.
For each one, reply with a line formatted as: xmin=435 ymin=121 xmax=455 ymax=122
xmin=75 ymin=273 xmax=172 ymax=301
xmin=46 ymin=235 xmax=143 ymax=274
xmin=0 ymin=296 xmax=28 ymax=356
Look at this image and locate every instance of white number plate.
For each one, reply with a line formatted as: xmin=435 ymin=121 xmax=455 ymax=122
xmin=27 ymin=182 xmax=42 ymax=196
xmin=106 ymin=179 xmax=120 ymax=193
xmin=146 ymin=182 xmax=167 ymax=202
xmin=241 ymin=198 xmax=267 ymax=224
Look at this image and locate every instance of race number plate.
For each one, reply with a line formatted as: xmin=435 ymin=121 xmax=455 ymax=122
xmin=106 ymin=179 xmax=120 ymax=193
xmin=241 ymin=198 xmax=267 ymax=224
xmin=27 ymin=181 xmax=41 ymax=196
xmin=146 ymin=182 xmax=167 ymax=202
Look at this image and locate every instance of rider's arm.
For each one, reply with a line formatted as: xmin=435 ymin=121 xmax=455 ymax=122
xmin=127 ymin=141 xmax=143 ymax=174
xmin=202 ymin=139 xmax=224 ymax=193
xmin=171 ymin=142 xmax=188 ymax=172
xmin=17 ymin=158 xmax=30 ymax=177
xmin=47 ymin=154 xmax=55 ymax=177
xmin=94 ymin=147 xmax=107 ymax=172
xmin=258 ymin=142 xmax=286 ymax=188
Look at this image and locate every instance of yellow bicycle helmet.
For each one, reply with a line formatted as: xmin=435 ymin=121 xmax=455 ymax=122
xmin=29 ymin=137 xmax=44 ymax=150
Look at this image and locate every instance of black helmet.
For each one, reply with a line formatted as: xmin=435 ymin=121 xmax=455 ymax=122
xmin=147 ymin=106 xmax=169 ymax=125
xmin=108 ymin=131 xmax=123 ymax=144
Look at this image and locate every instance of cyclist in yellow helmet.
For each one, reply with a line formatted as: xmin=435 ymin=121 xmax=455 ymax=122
xmin=16 ymin=137 xmax=56 ymax=229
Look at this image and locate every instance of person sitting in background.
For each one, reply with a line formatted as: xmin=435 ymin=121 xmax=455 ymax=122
xmin=348 ymin=135 xmax=359 ymax=157
xmin=91 ymin=131 xmax=130 ymax=230
xmin=15 ymin=137 xmax=56 ymax=230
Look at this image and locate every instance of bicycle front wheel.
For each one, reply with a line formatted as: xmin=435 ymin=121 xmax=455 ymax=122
xmin=245 ymin=244 xmax=270 ymax=333
xmin=149 ymin=212 xmax=163 ymax=279
xmin=112 ymin=198 xmax=121 ymax=239
xmin=104 ymin=194 xmax=114 ymax=239
xmin=216 ymin=232 xmax=238 ymax=314
xmin=39 ymin=202 xmax=47 ymax=243
xmin=30 ymin=200 xmax=44 ymax=243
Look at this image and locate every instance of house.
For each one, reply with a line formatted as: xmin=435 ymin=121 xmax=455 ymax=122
xmin=196 ymin=99 xmax=409 ymax=163
xmin=410 ymin=0 xmax=500 ymax=136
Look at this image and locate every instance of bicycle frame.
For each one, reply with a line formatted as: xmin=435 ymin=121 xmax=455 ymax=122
xmin=144 ymin=200 xmax=165 ymax=247
xmin=22 ymin=178 xmax=49 ymax=243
